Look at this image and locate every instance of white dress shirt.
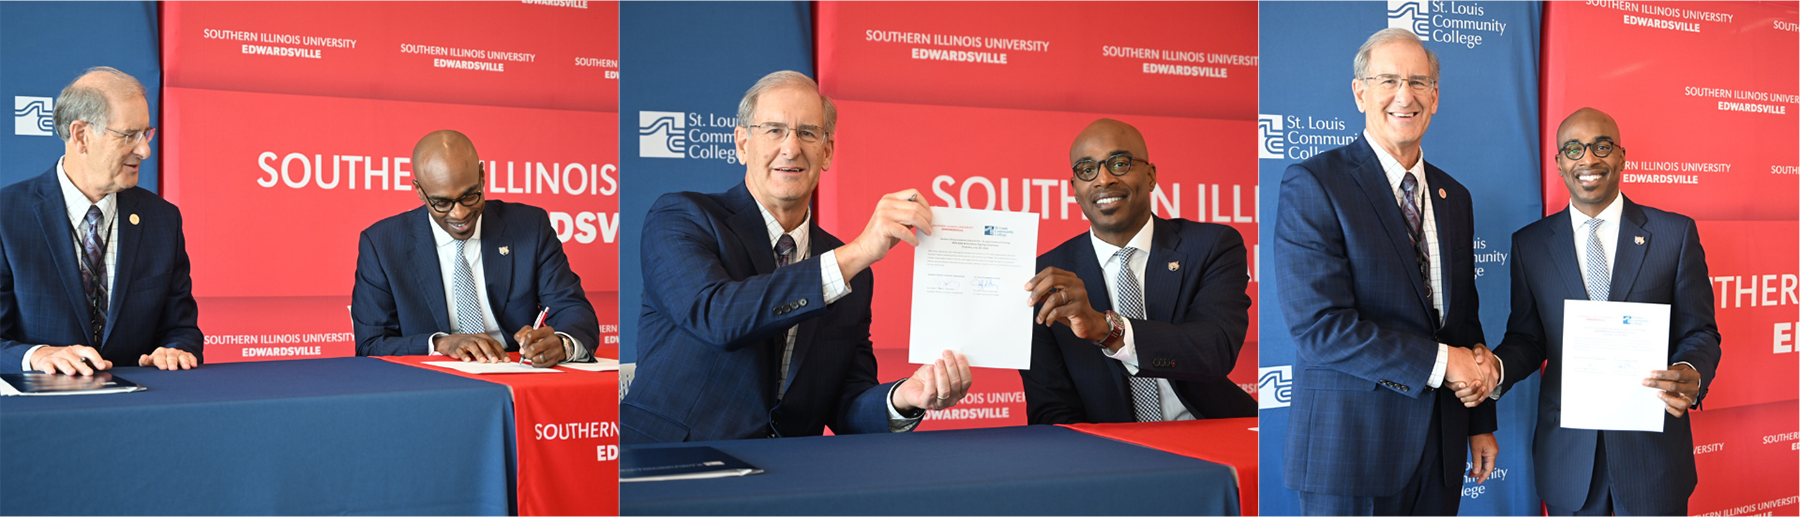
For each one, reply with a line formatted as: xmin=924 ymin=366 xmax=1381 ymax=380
xmin=753 ymin=203 xmax=918 ymax=431
xmin=21 ymin=158 xmax=121 ymax=371
xmin=1365 ymin=132 xmax=1454 ymax=389
xmin=1093 ymin=216 xmax=1192 ymax=421
xmin=424 ymin=212 xmax=586 ymax=362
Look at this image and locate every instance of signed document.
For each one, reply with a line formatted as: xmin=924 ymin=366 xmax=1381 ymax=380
xmin=1560 ymin=299 xmax=1671 ymax=432
xmin=909 ymin=207 xmax=1039 ymax=369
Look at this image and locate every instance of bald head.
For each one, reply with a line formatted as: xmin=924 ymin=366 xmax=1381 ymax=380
xmin=1556 ymin=107 xmax=1620 ymax=145
xmin=1070 ymin=118 xmax=1149 ymax=164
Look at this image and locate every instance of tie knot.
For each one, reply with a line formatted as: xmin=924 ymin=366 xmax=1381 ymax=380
xmin=454 ymin=238 xmax=468 ymax=254
xmin=1400 ymin=172 xmax=1419 ymax=194
xmin=1586 ymin=218 xmax=1604 ymax=233
xmin=775 ymin=234 xmax=797 ymax=258
xmin=85 ymin=205 xmax=104 ymax=227
xmin=1115 ymin=246 xmax=1138 ymax=263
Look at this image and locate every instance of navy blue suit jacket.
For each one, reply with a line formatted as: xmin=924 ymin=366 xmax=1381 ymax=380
xmin=1 ymin=165 xmax=203 ymax=372
xmin=622 ymin=183 xmax=896 ymax=443
xmin=1274 ymin=137 xmax=1497 ymax=496
xmin=1021 ymin=217 xmax=1257 ymax=424
xmin=1494 ymin=197 xmax=1720 ymax=512
xmin=351 ymin=200 xmax=598 ymax=357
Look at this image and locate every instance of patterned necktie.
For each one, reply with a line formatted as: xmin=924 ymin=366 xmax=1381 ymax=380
xmin=1114 ymin=247 xmax=1162 ymax=422
xmin=775 ymin=234 xmax=796 ymax=268
xmin=1584 ymin=219 xmax=1610 ymax=301
xmin=80 ymin=206 xmax=107 ymax=345
xmin=452 ymin=239 xmax=486 ymax=335
xmin=1399 ymin=173 xmax=1438 ymax=325
xmin=775 ymin=233 xmax=799 ymax=398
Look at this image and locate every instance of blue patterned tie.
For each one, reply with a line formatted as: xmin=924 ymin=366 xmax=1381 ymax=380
xmin=1584 ymin=219 xmax=1610 ymax=301
xmin=1114 ymin=247 xmax=1162 ymax=422
xmin=452 ymin=239 xmax=485 ymax=335
xmin=80 ymin=206 xmax=107 ymax=345
xmin=775 ymin=234 xmax=796 ymax=268
xmin=1399 ymin=173 xmax=1439 ymax=325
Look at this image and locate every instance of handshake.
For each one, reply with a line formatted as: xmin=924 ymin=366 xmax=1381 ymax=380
xmin=1447 ymin=344 xmax=1500 ymax=407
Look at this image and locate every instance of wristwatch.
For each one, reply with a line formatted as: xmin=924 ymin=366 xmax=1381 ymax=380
xmin=1093 ymin=310 xmax=1126 ymax=349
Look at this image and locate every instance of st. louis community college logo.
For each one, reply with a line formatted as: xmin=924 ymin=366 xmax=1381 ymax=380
xmin=637 ymin=110 xmax=686 ymax=158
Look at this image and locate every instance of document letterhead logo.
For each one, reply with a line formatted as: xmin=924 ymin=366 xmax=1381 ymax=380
xmin=1257 ymin=114 xmax=1284 ymax=160
xmin=14 ymin=96 xmax=55 ymax=137
xmin=638 ymin=111 xmax=686 ymax=159
xmin=1387 ymin=0 xmax=1431 ymax=40
xmin=1258 ymin=365 xmax=1293 ymax=409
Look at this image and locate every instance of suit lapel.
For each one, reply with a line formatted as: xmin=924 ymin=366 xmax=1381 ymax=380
xmin=33 ymin=174 xmax=96 ymax=346
xmin=1609 ymin=198 xmax=1651 ymax=301
xmin=1423 ymin=166 xmax=1457 ymax=315
xmin=1142 ymin=218 xmax=1184 ymax=323
xmin=1544 ymin=210 xmax=1591 ymax=301
xmin=481 ymin=203 xmax=515 ymax=321
xmin=725 ymin=186 xmax=778 ymax=275
xmin=1067 ymin=235 xmax=1133 ymax=411
xmin=780 ymin=222 xmax=833 ymax=397
xmin=1347 ymin=141 xmax=1432 ymax=312
xmin=101 ymin=191 xmax=144 ymax=346
xmin=409 ymin=210 xmax=452 ymax=332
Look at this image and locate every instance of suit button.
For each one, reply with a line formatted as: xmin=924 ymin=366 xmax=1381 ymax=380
xmin=799 ymin=298 xmax=808 ymax=307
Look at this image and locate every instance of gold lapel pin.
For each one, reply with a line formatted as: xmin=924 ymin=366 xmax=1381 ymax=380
xmin=1437 ymin=188 xmax=1447 ymax=199
xmin=1168 ymin=261 xmax=1179 ymax=272
xmin=129 ymin=214 xmax=140 ymax=225
xmin=499 ymin=246 xmax=511 ymax=256
xmin=1634 ymin=236 xmax=1645 ymax=245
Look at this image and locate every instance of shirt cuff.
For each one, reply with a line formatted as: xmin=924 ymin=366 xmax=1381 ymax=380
xmin=21 ymin=349 xmax=45 ymax=372
xmin=1099 ymin=318 xmax=1140 ymax=375
xmin=1428 ymin=343 xmax=1448 ymax=388
xmin=427 ymin=332 xmax=448 ymax=355
xmin=556 ymin=332 xmax=588 ymax=363
xmin=884 ymin=380 xmax=924 ymax=432
xmin=820 ymin=250 xmax=851 ymax=304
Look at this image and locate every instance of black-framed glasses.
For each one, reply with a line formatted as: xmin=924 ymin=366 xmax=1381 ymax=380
xmin=745 ymin=123 xmax=826 ymax=144
xmin=1072 ymin=154 xmax=1152 ymax=181
xmin=1360 ymin=74 xmax=1437 ymax=93
xmin=1560 ymin=139 xmax=1622 ymax=160
xmin=99 ymin=125 xmax=156 ymax=145
xmin=416 ymin=181 xmax=485 ymax=213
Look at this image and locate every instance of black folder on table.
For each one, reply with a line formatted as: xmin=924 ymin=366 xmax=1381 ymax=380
xmin=0 ymin=372 xmax=145 ymax=396
xmin=620 ymin=446 xmax=763 ymax=482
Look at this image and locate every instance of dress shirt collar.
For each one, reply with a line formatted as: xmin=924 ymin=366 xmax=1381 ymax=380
xmin=55 ymin=156 xmax=117 ymax=228
xmin=1365 ymin=130 xmax=1427 ymax=191
xmin=756 ymin=201 xmax=811 ymax=260
xmin=1090 ymin=215 xmax=1156 ymax=268
xmin=1568 ymin=191 xmax=1624 ymax=232
xmin=426 ymin=209 xmax=483 ymax=248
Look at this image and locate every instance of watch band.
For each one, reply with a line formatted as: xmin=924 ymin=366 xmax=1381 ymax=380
xmin=1095 ymin=310 xmax=1126 ymax=348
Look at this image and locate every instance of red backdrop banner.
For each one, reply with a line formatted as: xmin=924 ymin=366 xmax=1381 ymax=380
xmin=818 ymin=2 xmax=1260 ymax=430
xmin=1542 ymin=2 xmax=1798 ymax=514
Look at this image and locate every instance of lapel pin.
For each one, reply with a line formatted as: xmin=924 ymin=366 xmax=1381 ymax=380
xmin=499 ymin=246 xmax=511 ymax=256
xmin=1437 ymin=188 xmax=1447 ymax=199
xmin=129 ymin=214 xmax=140 ymax=225
xmin=1168 ymin=261 xmax=1179 ymax=272
xmin=1634 ymin=236 xmax=1645 ymax=245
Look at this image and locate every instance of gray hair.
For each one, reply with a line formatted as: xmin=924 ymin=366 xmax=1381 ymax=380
xmin=1353 ymin=28 xmax=1440 ymax=81
xmin=53 ymin=66 xmax=147 ymax=143
xmin=736 ymin=70 xmax=837 ymax=136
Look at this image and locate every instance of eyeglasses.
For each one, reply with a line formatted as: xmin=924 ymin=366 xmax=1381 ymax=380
xmin=745 ymin=123 xmax=826 ymax=144
xmin=1560 ymin=140 xmax=1622 ymax=160
xmin=1072 ymin=155 xmax=1151 ymax=181
xmin=1360 ymin=74 xmax=1437 ymax=93
xmin=415 ymin=181 xmax=485 ymax=213
xmin=99 ymin=125 xmax=156 ymax=145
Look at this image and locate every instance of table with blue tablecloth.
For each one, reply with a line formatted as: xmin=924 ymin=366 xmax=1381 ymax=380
xmin=620 ymin=424 xmax=1240 ymax=516
xmin=1 ymin=357 xmax=515 ymax=515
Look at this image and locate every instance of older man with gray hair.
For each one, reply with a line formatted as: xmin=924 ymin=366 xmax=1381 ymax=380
xmin=1 ymin=66 xmax=204 ymax=375
xmin=622 ymin=70 xmax=973 ymax=443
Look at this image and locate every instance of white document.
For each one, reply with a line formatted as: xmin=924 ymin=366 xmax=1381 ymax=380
xmin=423 ymin=361 xmax=564 ymax=374
xmin=1560 ymin=299 xmax=1671 ymax=432
xmin=909 ymin=207 xmax=1038 ymax=370
xmin=560 ymin=358 xmax=621 ymax=372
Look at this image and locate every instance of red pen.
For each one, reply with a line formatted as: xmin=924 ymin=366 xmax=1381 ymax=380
xmin=522 ymin=306 xmax=549 ymax=365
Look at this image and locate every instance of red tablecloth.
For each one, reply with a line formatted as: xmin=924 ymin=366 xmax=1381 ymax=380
xmin=1063 ymin=418 xmax=1258 ymax=515
xmin=383 ymin=354 xmax=619 ymax=516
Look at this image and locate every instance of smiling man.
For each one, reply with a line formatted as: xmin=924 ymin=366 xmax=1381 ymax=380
xmin=1490 ymin=107 xmax=1719 ymax=516
xmin=351 ymin=130 xmax=598 ymax=366
xmin=2 ymin=67 xmax=204 ymax=375
xmin=623 ymin=71 xmax=973 ymax=443
xmin=1018 ymin=118 xmax=1255 ymax=424
xmin=1274 ymin=28 xmax=1499 ymax=515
